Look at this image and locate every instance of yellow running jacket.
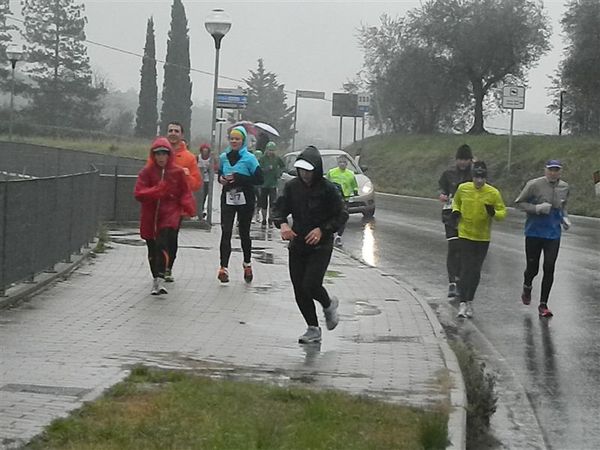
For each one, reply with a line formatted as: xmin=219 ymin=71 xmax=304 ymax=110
xmin=452 ymin=182 xmax=506 ymax=241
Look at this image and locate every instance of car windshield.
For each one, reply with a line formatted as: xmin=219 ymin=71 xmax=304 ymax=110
xmin=284 ymin=153 xmax=361 ymax=175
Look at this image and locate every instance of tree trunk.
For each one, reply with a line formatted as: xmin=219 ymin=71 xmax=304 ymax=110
xmin=468 ymin=79 xmax=487 ymax=135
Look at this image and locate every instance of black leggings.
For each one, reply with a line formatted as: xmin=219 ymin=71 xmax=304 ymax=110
xmin=524 ymin=237 xmax=560 ymax=304
xmin=220 ymin=199 xmax=254 ymax=267
xmin=458 ymin=238 xmax=490 ymax=302
xmin=289 ymin=242 xmax=333 ymax=327
xmin=146 ymin=228 xmax=177 ymax=278
xmin=445 ymin=223 xmax=461 ymax=283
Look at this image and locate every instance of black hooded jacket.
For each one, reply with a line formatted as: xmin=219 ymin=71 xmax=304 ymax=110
xmin=273 ymin=146 xmax=348 ymax=244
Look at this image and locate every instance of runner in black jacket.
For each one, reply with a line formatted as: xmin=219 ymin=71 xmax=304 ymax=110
xmin=438 ymin=144 xmax=473 ymax=298
xmin=273 ymin=145 xmax=349 ymax=344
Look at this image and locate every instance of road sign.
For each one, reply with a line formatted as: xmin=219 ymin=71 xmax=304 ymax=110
xmin=332 ymin=93 xmax=358 ymax=117
xmin=502 ymin=86 xmax=525 ymax=109
xmin=357 ymin=93 xmax=370 ymax=114
xmin=217 ymin=87 xmax=248 ymax=109
xmin=297 ymin=89 xmax=325 ymax=100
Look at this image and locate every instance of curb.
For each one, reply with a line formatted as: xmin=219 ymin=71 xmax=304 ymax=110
xmin=334 ymin=247 xmax=467 ymax=450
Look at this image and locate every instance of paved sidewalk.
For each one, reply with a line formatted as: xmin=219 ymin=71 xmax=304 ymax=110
xmin=0 ymin=224 xmax=465 ymax=449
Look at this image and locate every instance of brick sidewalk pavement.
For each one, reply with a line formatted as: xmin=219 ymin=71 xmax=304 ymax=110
xmin=0 ymin=225 xmax=465 ymax=449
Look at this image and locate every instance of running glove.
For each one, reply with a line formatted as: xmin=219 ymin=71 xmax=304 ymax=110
xmin=535 ymin=202 xmax=552 ymax=215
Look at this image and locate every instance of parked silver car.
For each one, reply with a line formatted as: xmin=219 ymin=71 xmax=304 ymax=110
xmin=279 ymin=149 xmax=375 ymax=218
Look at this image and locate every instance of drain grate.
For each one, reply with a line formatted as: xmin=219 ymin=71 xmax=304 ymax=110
xmin=1 ymin=383 xmax=92 ymax=397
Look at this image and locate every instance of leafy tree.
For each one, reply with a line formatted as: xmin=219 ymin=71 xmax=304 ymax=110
xmin=549 ymin=0 xmax=600 ymax=135
xmin=21 ymin=0 xmax=106 ymax=133
xmin=159 ymin=0 xmax=192 ymax=136
xmin=411 ymin=0 xmax=551 ymax=134
xmin=358 ymin=14 xmax=467 ymax=133
xmin=242 ymin=58 xmax=294 ymax=149
xmin=135 ymin=17 xmax=158 ymax=138
xmin=0 ymin=0 xmax=18 ymax=92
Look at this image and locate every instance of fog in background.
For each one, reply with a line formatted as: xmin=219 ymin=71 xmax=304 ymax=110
xmin=9 ymin=0 xmax=568 ymax=145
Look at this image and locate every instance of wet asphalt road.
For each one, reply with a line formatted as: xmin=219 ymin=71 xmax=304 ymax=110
xmin=340 ymin=193 xmax=600 ymax=450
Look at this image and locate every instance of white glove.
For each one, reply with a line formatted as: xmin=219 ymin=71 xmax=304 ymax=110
xmin=562 ymin=217 xmax=571 ymax=231
xmin=535 ymin=202 xmax=552 ymax=215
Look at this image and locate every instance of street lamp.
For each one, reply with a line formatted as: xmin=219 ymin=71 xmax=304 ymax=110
xmin=204 ymin=8 xmax=231 ymax=226
xmin=6 ymin=46 xmax=24 ymax=141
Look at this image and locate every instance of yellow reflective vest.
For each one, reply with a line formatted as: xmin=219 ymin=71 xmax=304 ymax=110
xmin=452 ymin=182 xmax=506 ymax=241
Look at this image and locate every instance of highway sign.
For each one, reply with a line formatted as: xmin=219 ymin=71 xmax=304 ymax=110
xmin=502 ymin=86 xmax=525 ymax=109
xmin=217 ymin=87 xmax=248 ymax=109
xmin=332 ymin=93 xmax=359 ymax=117
xmin=297 ymin=90 xmax=325 ymax=100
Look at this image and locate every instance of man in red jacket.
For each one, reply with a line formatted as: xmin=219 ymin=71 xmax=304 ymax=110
xmin=134 ymin=137 xmax=196 ymax=295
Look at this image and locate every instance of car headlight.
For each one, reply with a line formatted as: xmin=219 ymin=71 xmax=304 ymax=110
xmin=361 ymin=180 xmax=373 ymax=194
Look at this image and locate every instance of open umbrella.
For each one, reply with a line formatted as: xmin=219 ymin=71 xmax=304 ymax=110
xmin=228 ymin=120 xmax=256 ymax=136
xmin=254 ymin=122 xmax=280 ymax=137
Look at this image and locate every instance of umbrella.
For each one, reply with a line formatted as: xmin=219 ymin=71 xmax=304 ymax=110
xmin=254 ymin=122 xmax=280 ymax=137
xmin=228 ymin=120 xmax=256 ymax=136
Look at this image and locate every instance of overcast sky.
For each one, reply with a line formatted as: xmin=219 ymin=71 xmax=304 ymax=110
xmin=8 ymin=0 xmax=569 ymax=137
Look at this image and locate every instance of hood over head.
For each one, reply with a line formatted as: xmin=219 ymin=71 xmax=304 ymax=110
xmin=227 ymin=125 xmax=248 ymax=152
xmin=148 ymin=137 xmax=175 ymax=167
xmin=295 ymin=145 xmax=323 ymax=178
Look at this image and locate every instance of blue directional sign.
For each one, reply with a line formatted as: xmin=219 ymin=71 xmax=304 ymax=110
xmin=217 ymin=88 xmax=248 ymax=109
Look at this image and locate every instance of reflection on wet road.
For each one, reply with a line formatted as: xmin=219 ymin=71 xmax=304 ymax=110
xmin=341 ymin=193 xmax=600 ymax=450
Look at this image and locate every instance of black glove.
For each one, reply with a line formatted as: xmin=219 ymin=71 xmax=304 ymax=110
xmin=485 ymin=204 xmax=495 ymax=217
xmin=449 ymin=210 xmax=461 ymax=228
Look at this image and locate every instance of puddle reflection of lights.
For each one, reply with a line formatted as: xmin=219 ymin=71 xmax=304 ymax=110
xmin=362 ymin=222 xmax=376 ymax=266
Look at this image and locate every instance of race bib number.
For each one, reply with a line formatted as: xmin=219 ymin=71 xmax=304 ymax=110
xmin=226 ymin=189 xmax=246 ymax=206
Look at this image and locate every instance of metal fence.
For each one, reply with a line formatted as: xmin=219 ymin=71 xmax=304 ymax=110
xmin=0 ymin=141 xmax=146 ymax=295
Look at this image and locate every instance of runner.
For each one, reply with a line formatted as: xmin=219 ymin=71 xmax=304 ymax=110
xmin=327 ymin=155 xmax=357 ymax=246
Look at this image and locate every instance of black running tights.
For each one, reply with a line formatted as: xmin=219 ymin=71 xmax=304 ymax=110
xmin=289 ymin=243 xmax=333 ymax=327
xmin=220 ymin=201 xmax=254 ymax=267
xmin=146 ymin=228 xmax=177 ymax=278
xmin=524 ymin=237 xmax=560 ymax=304
xmin=458 ymin=238 xmax=490 ymax=302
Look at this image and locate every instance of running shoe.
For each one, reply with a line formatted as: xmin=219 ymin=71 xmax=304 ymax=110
xmin=448 ymin=282 xmax=457 ymax=298
xmin=298 ymin=326 xmax=322 ymax=344
xmin=323 ymin=296 xmax=339 ymax=330
xmin=538 ymin=303 xmax=553 ymax=318
xmin=217 ymin=267 xmax=229 ymax=283
xmin=457 ymin=302 xmax=468 ymax=318
xmin=521 ymin=285 xmax=532 ymax=305
xmin=151 ymin=278 xmax=160 ymax=295
xmin=157 ymin=278 xmax=168 ymax=295
xmin=164 ymin=268 xmax=174 ymax=283
xmin=334 ymin=235 xmax=343 ymax=247
xmin=243 ymin=263 xmax=253 ymax=283
xmin=465 ymin=302 xmax=474 ymax=318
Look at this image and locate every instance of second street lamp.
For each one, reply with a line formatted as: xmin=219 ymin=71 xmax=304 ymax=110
xmin=204 ymin=8 xmax=232 ymax=226
xmin=6 ymin=46 xmax=24 ymax=142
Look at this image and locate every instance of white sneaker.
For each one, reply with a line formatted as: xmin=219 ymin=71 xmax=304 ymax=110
xmin=323 ymin=296 xmax=339 ymax=330
xmin=151 ymin=278 xmax=160 ymax=295
xmin=465 ymin=302 xmax=474 ymax=318
xmin=298 ymin=326 xmax=322 ymax=344
xmin=157 ymin=278 xmax=168 ymax=295
xmin=334 ymin=235 xmax=343 ymax=246
xmin=457 ymin=302 xmax=467 ymax=318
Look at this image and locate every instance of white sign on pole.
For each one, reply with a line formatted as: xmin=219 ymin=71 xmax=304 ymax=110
xmin=502 ymin=86 xmax=525 ymax=109
xmin=297 ymin=90 xmax=325 ymax=100
xmin=357 ymin=93 xmax=370 ymax=114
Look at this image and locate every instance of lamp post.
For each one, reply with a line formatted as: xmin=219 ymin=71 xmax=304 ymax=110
xmin=204 ymin=9 xmax=231 ymax=227
xmin=6 ymin=47 xmax=24 ymax=141
xmin=559 ymin=90 xmax=566 ymax=136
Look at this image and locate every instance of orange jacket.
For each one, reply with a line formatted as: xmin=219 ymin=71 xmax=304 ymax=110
xmin=172 ymin=141 xmax=202 ymax=192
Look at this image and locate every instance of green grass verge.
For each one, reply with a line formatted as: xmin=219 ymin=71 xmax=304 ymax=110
xmin=25 ymin=366 xmax=448 ymax=450
xmin=347 ymin=133 xmax=600 ymax=217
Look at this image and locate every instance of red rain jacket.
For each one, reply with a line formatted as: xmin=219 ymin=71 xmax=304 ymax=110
xmin=134 ymin=138 xmax=196 ymax=240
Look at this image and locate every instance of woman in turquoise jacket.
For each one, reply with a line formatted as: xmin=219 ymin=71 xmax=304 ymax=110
xmin=217 ymin=126 xmax=263 ymax=283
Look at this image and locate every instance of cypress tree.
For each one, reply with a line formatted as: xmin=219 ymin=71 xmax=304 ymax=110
xmin=21 ymin=0 xmax=106 ymax=133
xmin=159 ymin=0 xmax=192 ymax=136
xmin=135 ymin=17 xmax=158 ymax=138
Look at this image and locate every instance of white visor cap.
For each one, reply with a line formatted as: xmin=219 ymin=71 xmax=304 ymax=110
xmin=294 ymin=159 xmax=315 ymax=171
